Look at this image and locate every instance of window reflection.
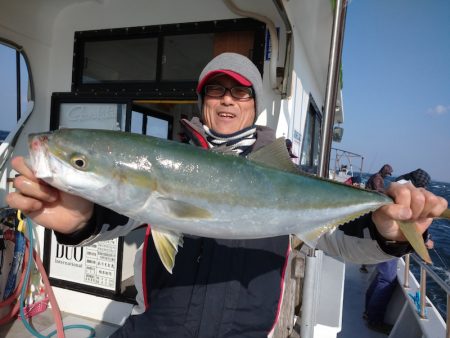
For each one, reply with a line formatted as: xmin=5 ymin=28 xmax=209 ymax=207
xmin=0 ymin=42 xmax=32 ymax=141
xmin=162 ymin=34 xmax=214 ymax=81
xmin=300 ymin=97 xmax=322 ymax=174
xmin=83 ymin=38 xmax=158 ymax=83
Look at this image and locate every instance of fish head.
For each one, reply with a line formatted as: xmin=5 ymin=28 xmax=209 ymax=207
xmin=28 ymin=129 xmax=112 ymax=201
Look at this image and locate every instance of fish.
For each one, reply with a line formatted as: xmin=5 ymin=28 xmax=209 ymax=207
xmin=27 ymin=128 xmax=449 ymax=273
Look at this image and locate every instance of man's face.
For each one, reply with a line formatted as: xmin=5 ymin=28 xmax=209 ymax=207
xmin=202 ymin=75 xmax=256 ymax=134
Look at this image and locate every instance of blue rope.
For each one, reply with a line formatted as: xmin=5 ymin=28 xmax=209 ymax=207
xmin=3 ymin=230 xmax=25 ymax=299
xmin=408 ymin=291 xmax=428 ymax=317
xmin=19 ymin=217 xmax=96 ymax=337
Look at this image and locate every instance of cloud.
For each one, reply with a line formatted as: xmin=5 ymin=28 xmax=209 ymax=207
xmin=426 ymin=104 xmax=450 ymax=116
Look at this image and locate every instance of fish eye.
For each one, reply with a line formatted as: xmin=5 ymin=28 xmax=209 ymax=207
xmin=70 ymin=155 xmax=88 ymax=170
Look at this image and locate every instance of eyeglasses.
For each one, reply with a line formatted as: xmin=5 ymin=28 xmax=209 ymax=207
xmin=204 ymin=84 xmax=254 ymax=100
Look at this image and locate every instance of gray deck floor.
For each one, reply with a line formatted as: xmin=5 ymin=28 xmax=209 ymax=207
xmin=338 ymin=262 xmax=389 ymax=338
xmin=0 ymin=310 xmax=120 ymax=338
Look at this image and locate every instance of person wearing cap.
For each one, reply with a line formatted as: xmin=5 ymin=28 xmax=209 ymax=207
xmin=365 ymin=164 xmax=394 ymax=193
xmin=363 ymin=168 xmax=434 ymax=335
xmin=396 ymin=168 xmax=431 ymax=188
xmin=6 ymin=53 xmax=448 ymax=337
xmin=360 ymin=164 xmax=394 ymax=273
xmin=285 ymin=138 xmax=298 ymax=162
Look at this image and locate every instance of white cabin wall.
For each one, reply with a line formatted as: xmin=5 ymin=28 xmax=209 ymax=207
xmin=273 ymin=28 xmax=326 ymax=159
xmin=291 ymin=31 xmax=326 ymax=150
xmin=275 ymin=0 xmax=333 ymax=158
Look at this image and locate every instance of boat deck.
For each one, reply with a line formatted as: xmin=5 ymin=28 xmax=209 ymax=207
xmin=1 ymin=262 xmax=401 ymax=338
xmin=338 ymin=262 xmax=387 ymax=338
xmin=0 ymin=310 xmax=120 ymax=337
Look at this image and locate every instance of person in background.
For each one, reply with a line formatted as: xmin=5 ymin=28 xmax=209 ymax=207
xmin=285 ymin=138 xmax=298 ymax=162
xmin=396 ymin=168 xmax=431 ymax=189
xmin=365 ymin=164 xmax=394 ymax=193
xmin=363 ymin=168 xmax=433 ymax=335
xmin=360 ymin=164 xmax=395 ymax=272
xmin=6 ymin=53 xmax=447 ymax=338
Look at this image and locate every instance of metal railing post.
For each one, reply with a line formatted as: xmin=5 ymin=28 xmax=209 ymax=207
xmin=403 ymin=254 xmax=410 ymax=288
xmin=419 ymin=266 xmax=427 ymax=319
xmin=318 ymin=0 xmax=348 ymax=178
xmin=447 ymin=294 xmax=450 ymax=338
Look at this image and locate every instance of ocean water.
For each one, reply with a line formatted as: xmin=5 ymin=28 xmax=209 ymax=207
xmin=0 ymin=130 xmax=9 ymax=142
xmin=360 ymin=173 xmax=450 ymax=318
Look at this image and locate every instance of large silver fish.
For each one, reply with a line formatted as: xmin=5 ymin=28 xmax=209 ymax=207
xmin=28 ymin=129 xmax=447 ymax=272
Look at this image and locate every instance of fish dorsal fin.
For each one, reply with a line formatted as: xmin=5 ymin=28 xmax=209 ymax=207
xmin=248 ymin=137 xmax=300 ymax=174
xmin=151 ymin=226 xmax=184 ymax=273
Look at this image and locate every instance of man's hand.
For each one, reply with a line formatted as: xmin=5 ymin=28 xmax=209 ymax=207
xmin=372 ymin=182 xmax=448 ymax=241
xmin=5 ymin=156 xmax=94 ymax=234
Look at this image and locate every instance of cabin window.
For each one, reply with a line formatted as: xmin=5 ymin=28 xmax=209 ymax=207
xmin=161 ymin=34 xmax=214 ymax=81
xmin=300 ymin=96 xmax=322 ymax=173
xmin=0 ymin=41 xmax=33 ymax=141
xmin=130 ymin=105 xmax=173 ymax=139
xmin=83 ymin=38 xmax=158 ymax=83
xmin=71 ymin=18 xmax=265 ymax=98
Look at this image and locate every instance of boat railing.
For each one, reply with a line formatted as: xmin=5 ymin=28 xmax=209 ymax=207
xmin=403 ymin=253 xmax=449 ymax=338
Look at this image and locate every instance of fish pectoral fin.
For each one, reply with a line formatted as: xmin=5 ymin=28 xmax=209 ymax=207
xmin=398 ymin=221 xmax=432 ymax=264
xmin=151 ymin=227 xmax=184 ymax=274
xmin=248 ymin=138 xmax=300 ymax=174
xmin=158 ymin=197 xmax=212 ymax=219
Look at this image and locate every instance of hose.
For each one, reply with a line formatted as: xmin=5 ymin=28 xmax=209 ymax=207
xmin=12 ymin=214 xmax=96 ymax=337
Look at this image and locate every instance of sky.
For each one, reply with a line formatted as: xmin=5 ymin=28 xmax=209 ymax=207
xmin=338 ymin=0 xmax=450 ymax=183
xmin=0 ymin=45 xmax=27 ymax=132
xmin=1 ymin=0 xmax=449 ymax=182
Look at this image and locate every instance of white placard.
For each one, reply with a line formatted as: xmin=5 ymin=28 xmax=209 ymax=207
xmin=59 ymin=103 xmax=123 ymax=130
xmin=49 ymin=232 xmax=119 ymax=291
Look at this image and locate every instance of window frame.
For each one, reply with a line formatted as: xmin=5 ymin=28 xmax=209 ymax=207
xmin=300 ymin=94 xmax=322 ymax=174
xmin=71 ymin=18 xmax=266 ymax=99
xmin=0 ymin=37 xmax=34 ymax=123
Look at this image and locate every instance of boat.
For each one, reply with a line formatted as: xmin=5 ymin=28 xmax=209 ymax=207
xmin=328 ymin=148 xmax=364 ymax=187
xmin=0 ymin=1 xmax=448 ymax=337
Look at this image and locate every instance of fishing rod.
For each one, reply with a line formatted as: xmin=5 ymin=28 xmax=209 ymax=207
xmin=431 ymin=248 xmax=449 ymax=270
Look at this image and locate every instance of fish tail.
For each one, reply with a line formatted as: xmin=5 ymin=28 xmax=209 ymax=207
xmin=398 ymin=221 xmax=431 ymax=264
xmin=440 ymin=208 xmax=450 ymax=219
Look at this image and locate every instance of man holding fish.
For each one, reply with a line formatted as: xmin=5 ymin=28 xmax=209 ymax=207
xmin=6 ymin=53 xmax=448 ymax=337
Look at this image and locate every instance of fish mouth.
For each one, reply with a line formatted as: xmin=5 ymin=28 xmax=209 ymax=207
xmin=28 ymin=132 xmax=54 ymax=179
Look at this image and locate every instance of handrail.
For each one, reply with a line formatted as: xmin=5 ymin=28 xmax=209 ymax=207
xmin=405 ymin=253 xmax=450 ymax=338
xmin=318 ymin=0 xmax=348 ymax=178
xmin=410 ymin=253 xmax=450 ymax=295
